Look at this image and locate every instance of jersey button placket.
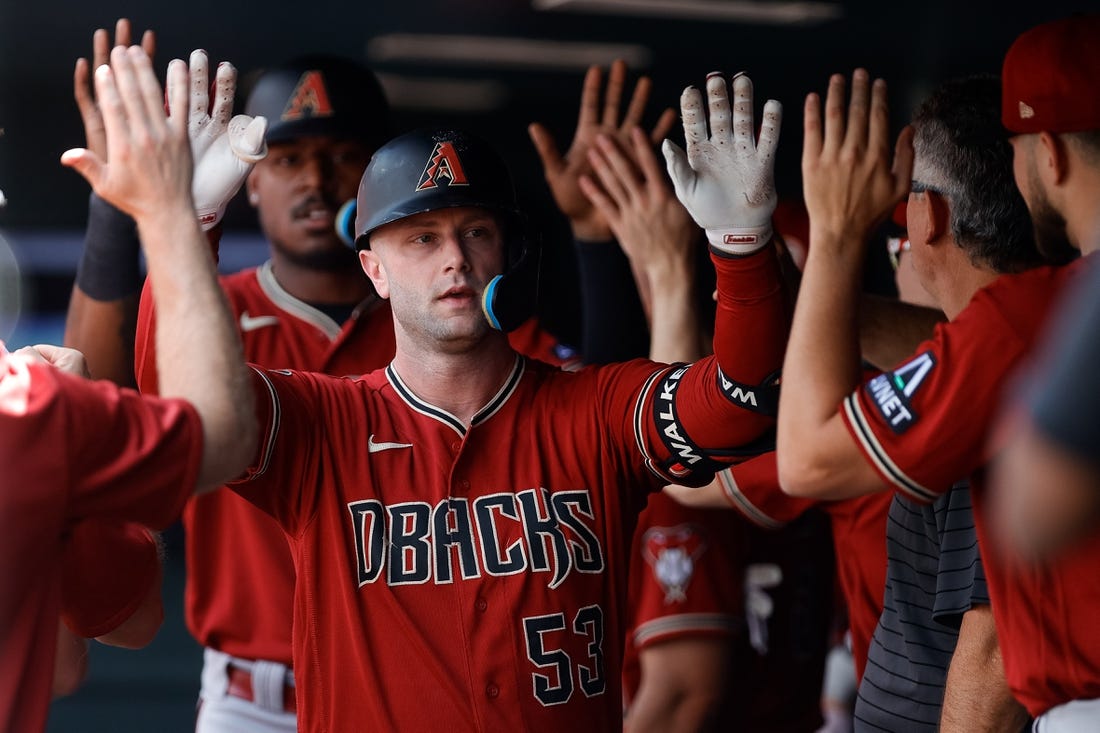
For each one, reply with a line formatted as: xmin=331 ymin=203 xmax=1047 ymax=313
xmin=486 ymin=683 xmax=499 ymax=699
xmin=475 ymin=597 xmax=487 ymax=612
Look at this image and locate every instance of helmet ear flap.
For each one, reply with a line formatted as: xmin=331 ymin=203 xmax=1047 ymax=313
xmin=337 ymin=199 xmax=358 ymax=249
xmin=482 ymin=237 xmax=541 ymax=332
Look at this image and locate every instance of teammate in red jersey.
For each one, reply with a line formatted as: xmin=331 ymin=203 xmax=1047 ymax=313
xmin=777 ymin=56 xmax=1097 ymax=726
xmin=574 ymin=125 xmax=832 ymax=732
xmin=141 ymin=69 xmax=789 ymax=730
xmin=2 ymin=46 xmax=259 ymax=733
xmin=987 ymin=14 xmax=1100 ymax=729
xmin=65 ymin=37 xmax=341 ymax=731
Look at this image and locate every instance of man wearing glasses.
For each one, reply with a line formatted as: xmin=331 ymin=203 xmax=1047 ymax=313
xmin=778 ymin=70 xmax=1055 ymax=731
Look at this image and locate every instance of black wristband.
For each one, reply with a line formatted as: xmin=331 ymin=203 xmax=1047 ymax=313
xmin=74 ymin=193 xmax=141 ymax=301
xmin=575 ymin=238 xmax=649 ymax=364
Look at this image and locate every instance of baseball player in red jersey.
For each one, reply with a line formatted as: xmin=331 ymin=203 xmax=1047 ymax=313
xmin=777 ymin=61 xmax=1099 ymax=726
xmin=1 ymin=47 xmax=260 ymax=732
xmin=136 ymin=69 xmax=789 ymax=730
xmin=116 ymin=52 xmax=587 ymax=733
xmin=668 ymin=453 xmax=889 ymax=684
xmin=622 ymin=491 xmax=833 ymax=732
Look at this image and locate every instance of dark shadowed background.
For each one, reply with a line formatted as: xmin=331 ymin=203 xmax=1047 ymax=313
xmin=0 ymin=1 xmax=1086 ymax=730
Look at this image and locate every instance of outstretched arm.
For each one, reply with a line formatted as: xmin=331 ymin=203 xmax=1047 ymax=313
xmin=777 ymin=71 xmax=912 ymax=499
xmin=529 ymin=59 xmax=676 ymax=243
xmin=64 ymin=19 xmax=155 ymax=387
xmin=581 ymin=128 xmax=703 ymax=364
xmin=61 ymin=47 xmax=262 ymax=492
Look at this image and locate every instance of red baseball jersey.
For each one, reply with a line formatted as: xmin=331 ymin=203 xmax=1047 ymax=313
xmin=134 ymin=261 xmax=580 ymax=666
xmin=226 ymin=249 xmax=787 ymax=731
xmin=839 ymin=259 xmax=1099 ymax=716
xmin=0 ymin=349 xmax=201 ymax=733
xmin=622 ymin=491 xmax=831 ymax=732
xmin=719 ymin=453 xmax=890 ymax=680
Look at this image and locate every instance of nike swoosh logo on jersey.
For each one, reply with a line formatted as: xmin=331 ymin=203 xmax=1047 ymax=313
xmin=239 ymin=312 xmax=280 ymax=332
xmin=368 ymin=434 xmax=414 ymax=453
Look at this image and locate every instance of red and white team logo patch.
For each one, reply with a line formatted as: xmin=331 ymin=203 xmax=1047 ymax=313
xmin=642 ymin=524 xmax=707 ymax=604
xmin=281 ymin=70 xmax=335 ymax=121
xmin=416 ymin=142 xmax=470 ymax=192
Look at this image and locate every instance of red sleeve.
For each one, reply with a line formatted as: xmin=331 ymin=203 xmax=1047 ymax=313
xmin=0 ymin=354 xmax=200 ymax=529
xmin=635 ymin=248 xmax=788 ymax=485
xmin=717 ymin=453 xmax=816 ymax=528
xmin=60 ymin=519 xmax=159 ymax=638
xmin=228 ymin=366 xmax=330 ymax=535
xmin=628 ymin=492 xmax=745 ymax=651
xmin=839 ymin=296 xmax=1030 ymax=504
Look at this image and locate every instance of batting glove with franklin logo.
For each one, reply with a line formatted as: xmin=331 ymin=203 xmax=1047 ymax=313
xmin=662 ymin=72 xmax=781 ymax=256
xmin=181 ymin=50 xmax=268 ymax=231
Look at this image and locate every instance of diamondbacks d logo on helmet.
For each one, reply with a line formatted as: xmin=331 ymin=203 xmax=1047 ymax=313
xmin=416 ymin=142 xmax=470 ymax=192
xmin=281 ymin=70 xmax=335 ymax=122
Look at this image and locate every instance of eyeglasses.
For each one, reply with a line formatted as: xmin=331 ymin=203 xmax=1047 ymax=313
xmin=887 ymin=237 xmax=911 ymax=271
xmin=910 ymin=180 xmax=946 ymax=196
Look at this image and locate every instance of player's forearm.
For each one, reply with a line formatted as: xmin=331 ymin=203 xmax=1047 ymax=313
xmin=139 ymin=207 xmax=256 ymax=491
xmin=64 ymin=289 xmax=138 ymax=387
xmin=628 ymin=641 xmax=728 ymax=733
xmin=647 ymin=256 xmax=703 ymax=364
xmin=939 ymin=605 xmax=1028 ymax=733
xmin=64 ymin=193 xmax=143 ymax=386
xmin=777 ymin=230 xmax=864 ymax=493
xmin=859 ymin=294 xmax=944 ymax=370
xmin=52 ymin=624 xmax=89 ymax=698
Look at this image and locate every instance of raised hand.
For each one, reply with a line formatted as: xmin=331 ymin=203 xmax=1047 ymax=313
xmin=663 ymin=72 xmax=781 ymax=256
xmin=529 ymin=59 xmax=676 ymax=241
xmin=73 ymin=19 xmax=156 ymax=163
xmin=14 ymin=344 xmax=90 ymax=377
xmin=581 ymin=129 xmax=707 ymax=363
xmin=580 ymin=127 xmax=697 ymax=280
xmin=183 ymin=50 xmax=267 ymax=230
xmin=801 ymin=69 xmax=913 ymax=249
xmin=61 ymin=47 xmax=194 ymax=230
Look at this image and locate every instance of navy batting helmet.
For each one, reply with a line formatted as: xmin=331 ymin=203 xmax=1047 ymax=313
xmin=353 ymin=128 xmax=539 ymax=332
xmin=244 ymin=55 xmax=389 ymax=151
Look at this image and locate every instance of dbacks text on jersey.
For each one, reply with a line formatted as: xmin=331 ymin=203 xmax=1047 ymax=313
xmin=348 ymin=487 xmax=605 ymax=589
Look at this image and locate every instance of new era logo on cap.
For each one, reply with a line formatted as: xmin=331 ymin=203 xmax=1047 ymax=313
xmin=1001 ymin=14 xmax=1100 ymax=134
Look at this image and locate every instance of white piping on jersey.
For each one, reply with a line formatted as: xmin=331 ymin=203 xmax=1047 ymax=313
xmin=385 ymin=355 xmax=525 ymax=438
xmin=843 ymin=393 xmax=938 ymax=503
xmin=632 ymin=365 xmax=679 ymax=483
xmin=245 ymin=366 xmax=281 ymax=480
xmin=717 ymin=468 xmax=783 ymax=529
xmin=632 ymin=613 xmax=737 ymax=648
xmin=255 ymin=260 xmax=379 ymax=340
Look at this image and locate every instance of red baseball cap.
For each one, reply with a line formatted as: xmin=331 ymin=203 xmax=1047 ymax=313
xmin=1001 ymin=14 xmax=1100 ymax=134
xmin=891 ymin=201 xmax=907 ymax=229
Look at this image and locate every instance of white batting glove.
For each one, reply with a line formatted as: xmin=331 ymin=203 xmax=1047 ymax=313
xmin=176 ymin=50 xmax=268 ymax=231
xmin=663 ymin=72 xmax=781 ymax=255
